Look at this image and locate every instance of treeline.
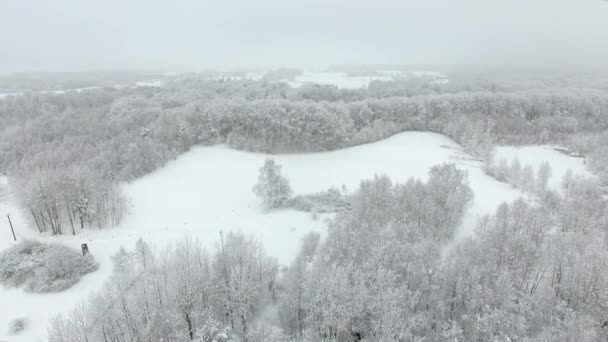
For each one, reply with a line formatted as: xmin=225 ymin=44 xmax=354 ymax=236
xmin=2 ymin=78 xmax=608 ymax=234
xmin=16 ymin=167 xmax=127 ymax=235
xmin=486 ymin=157 xmax=553 ymax=195
xmin=51 ymin=165 xmax=608 ymax=341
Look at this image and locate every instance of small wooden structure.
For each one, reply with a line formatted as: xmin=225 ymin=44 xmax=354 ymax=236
xmin=81 ymin=243 xmax=90 ymax=256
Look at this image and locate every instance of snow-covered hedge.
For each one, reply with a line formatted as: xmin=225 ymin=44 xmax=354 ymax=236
xmin=8 ymin=317 xmax=27 ymax=335
xmin=284 ymin=187 xmax=351 ymax=213
xmin=0 ymin=240 xmax=97 ymax=293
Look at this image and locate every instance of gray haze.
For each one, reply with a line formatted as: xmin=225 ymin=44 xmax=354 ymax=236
xmin=1 ymin=0 xmax=607 ymax=72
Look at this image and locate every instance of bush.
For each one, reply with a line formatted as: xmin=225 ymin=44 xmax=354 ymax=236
xmin=0 ymin=240 xmax=98 ymax=293
xmin=284 ymin=187 xmax=351 ymax=213
xmin=8 ymin=317 xmax=27 ymax=335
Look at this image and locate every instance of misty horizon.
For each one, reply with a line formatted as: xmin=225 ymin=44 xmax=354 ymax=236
xmin=1 ymin=0 xmax=608 ymax=73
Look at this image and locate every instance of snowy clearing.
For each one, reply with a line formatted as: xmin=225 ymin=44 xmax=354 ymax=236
xmin=0 ymin=79 xmax=163 ymax=99
xmin=286 ymin=70 xmax=448 ymax=89
xmin=1 ymin=131 xmax=518 ymax=341
xmin=287 ymin=71 xmax=391 ymax=89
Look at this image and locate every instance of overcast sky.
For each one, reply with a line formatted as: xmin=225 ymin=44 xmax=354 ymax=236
xmin=1 ymin=0 xmax=607 ymax=73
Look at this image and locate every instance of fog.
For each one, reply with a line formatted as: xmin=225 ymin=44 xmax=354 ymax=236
xmin=1 ymin=0 xmax=607 ymax=72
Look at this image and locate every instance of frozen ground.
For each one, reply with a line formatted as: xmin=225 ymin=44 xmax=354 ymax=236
xmin=287 ymin=71 xmax=392 ymax=89
xmin=1 ymin=132 xmax=519 ymax=341
xmin=286 ymin=70 xmax=449 ymax=89
xmin=493 ymin=145 xmax=595 ymax=191
xmin=0 ymin=79 xmax=163 ymax=99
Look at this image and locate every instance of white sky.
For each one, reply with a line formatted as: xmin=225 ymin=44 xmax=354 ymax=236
xmin=0 ymin=0 xmax=607 ymax=72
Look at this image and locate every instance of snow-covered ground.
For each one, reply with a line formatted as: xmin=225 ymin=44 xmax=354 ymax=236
xmin=1 ymin=132 xmax=519 ymax=341
xmin=283 ymin=70 xmax=449 ymax=89
xmin=493 ymin=145 xmax=595 ymax=192
xmin=0 ymin=79 xmax=163 ymax=99
xmin=286 ymin=71 xmax=392 ymax=89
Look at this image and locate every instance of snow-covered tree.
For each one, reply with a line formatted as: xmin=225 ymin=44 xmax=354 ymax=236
xmin=252 ymin=159 xmax=292 ymax=209
xmin=536 ymin=161 xmax=552 ymax=193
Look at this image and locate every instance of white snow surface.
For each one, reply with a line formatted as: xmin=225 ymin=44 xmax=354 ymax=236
xmin=286 ymin=70 xmax=449 ymax=88
xmin=0 ymin=132 xmax=521 ymax=341
xmin=0 ymin=79 xmax=163 ymax=99
xmin=493 ymin=145 xmax=595 ymax=191
xmin=287 ymin=71 xmax=392 ymax=89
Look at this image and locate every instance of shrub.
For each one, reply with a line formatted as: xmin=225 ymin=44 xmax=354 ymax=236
xmin=284 ymin=187 xmax=351 ymax=213
xmin=8 ymin=317 xmax=27 ymax=335
xmin=0 ymin=240 xmax=98 ymax=293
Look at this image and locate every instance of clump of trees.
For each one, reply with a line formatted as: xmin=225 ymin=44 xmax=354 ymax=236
xmin=15 ymin=168 xmax=128 ymax=235
xmin=486 ymin=156 xmax=553 ymax=194
xmin=48 ymin=236 xmax=280 ymax=342
xmin=284 ymin=187 xmax=351 ymax=213
xmin=277 ymin=169 xmax=608 ymax=341
xmin=0 ymin=240 xmax=97 ymax=293
xmin=278 ymin=165 xmax=474 ymax=341
xmin=252 ymin=159 xmax=351 ymax=213
xmin=586 ymin=132 xmax=608 ymax=185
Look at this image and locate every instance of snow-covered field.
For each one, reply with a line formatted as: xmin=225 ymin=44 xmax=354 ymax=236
xmin=287 ymin=71 xmax=392 ymax=89
xmin=286 ymin=70 xmax=448 ymax=89
xmin=0 ymin=79 xmax=163 ymax=99
xmin=493 ymin=145 xmax=595 ymax=191
xmin=2 ymin=132 xmax=524 ymax=341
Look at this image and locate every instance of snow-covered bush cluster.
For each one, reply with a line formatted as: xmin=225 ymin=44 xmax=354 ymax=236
xmin=252 ymin=158 xmax=350 ymax=213
xmin=284 ymin=187 xmax=351 ymax=213
xmin=253 ymin=159 xmax=350 ymax=213
xmin=0 ymin=240 xmax=97 ymax=293
xmin=8 ymin=317 xmax=27 ymax=335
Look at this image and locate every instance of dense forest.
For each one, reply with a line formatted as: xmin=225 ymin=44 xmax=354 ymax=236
xmin=1 ymin=71 xmax=608 ymax=236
